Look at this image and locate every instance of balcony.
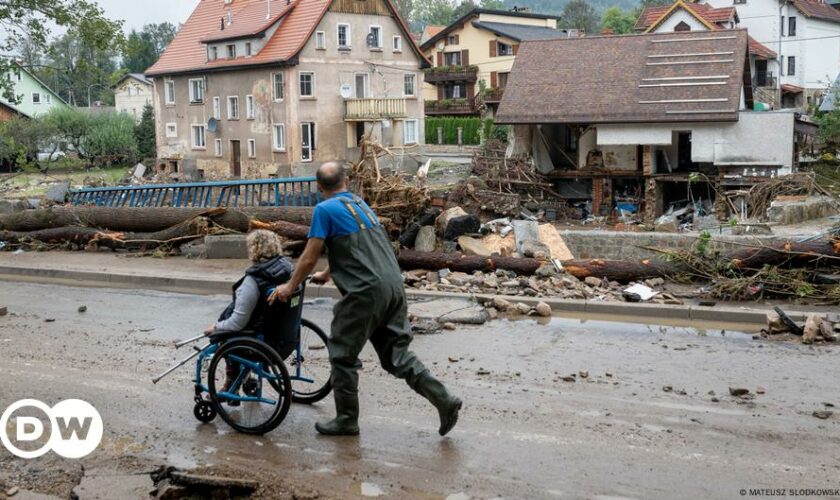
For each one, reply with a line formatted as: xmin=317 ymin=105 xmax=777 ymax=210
xmin=424 ymin=97 xmax=479 ymax=115
xmin=753 ymin=72 xmax=777 ymax=89
xmin=424 ymin=65 xmax=478 ymax=84
xmin=344 ymin=98 xmax=407 ymax=121
xmin=482 ymin=87 xmax=505 ymax=104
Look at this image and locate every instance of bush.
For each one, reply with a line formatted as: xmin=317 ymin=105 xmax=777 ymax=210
xmin=481 ymin=118 xmax=508 ymax=143
xmin=425 ymin=117 xmax=482 ymax=145
xmin=81 ymin=112 xmax=138 ymax=167
xmin=0 ymin=117 xmax=51 ymax=171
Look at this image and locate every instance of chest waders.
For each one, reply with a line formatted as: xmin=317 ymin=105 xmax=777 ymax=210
xmin=315 ymin=195 xmax=463 ymax=436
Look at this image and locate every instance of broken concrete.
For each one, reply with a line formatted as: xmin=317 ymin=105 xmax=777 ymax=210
xmin=204 ymin=234 xmax=248 ymax=259
xmin=409 ymin=298 xmax=488 ymax=325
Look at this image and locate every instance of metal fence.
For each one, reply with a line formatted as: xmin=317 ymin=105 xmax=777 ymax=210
xmin=69 ymin=177 xmax=321 ymax=208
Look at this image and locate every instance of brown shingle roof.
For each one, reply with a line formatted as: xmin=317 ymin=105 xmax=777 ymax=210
xmin=792 ymin=0 xmax=840 ymax=23
xmin=147 ymin=0 xmax=426 ymax=76
xmin=495 ymin=29 xmax=750 ymax=125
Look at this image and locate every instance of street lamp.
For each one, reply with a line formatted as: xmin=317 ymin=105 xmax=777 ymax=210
xmin=87 ymin=83 xmax=109 ymax=109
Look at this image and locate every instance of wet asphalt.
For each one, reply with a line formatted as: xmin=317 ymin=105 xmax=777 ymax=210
xmin=0 ymin=281 xmax=839 ymax=499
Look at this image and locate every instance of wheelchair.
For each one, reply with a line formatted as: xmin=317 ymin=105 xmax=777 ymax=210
xmin=153 ymin=281 xmax=332 ymax=435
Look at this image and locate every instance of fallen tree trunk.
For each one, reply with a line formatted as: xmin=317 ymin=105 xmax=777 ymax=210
xmin=0 ymin=206 xmax=314 ymax=232
xmin=249 ymin=219 xmax=310 ymax=241
xmin=727 ymin=240 xmax=840 ymax=269
xmin=397 ymin=250 xmax=543 ymax=275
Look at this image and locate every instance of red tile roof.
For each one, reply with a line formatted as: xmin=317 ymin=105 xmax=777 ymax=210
xmin=147 ymin=0 xmax=426 ymax=76
xmin=781 ymin=83 xmax=804 ymax=93
xmin=635 ymin=1 xmax=776 ymax=59
xmin=792 ymin=0 xmax=840 ymax=23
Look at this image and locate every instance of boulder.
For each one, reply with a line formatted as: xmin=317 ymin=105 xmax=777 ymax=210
xmin=584 ymin=276 xmax=603 ymax=287
xmin=803 ymin=314 xmax=822 ymax=344
xmin=535 ymin=302 xmax=552 ymax=317
xmin=435 ymin=207 xmax=467 ymax=235
xmin=414 ymin=226 xmax=437 ymax=252
xmin=443 ymin=215 xmax=481 ymax=241
xmin=492 ymin=297 xmax=512 ymax=311
xmin=457 ymin=236 xmax=492 ymax=257
xmin=521 ymin=239 xmax=550 ymax=259
xmin=512 ymin=220 xmax=540 ymax=254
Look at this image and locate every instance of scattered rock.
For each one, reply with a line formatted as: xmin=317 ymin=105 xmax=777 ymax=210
xmin=729 ymin=387 xmax=750 ymax=397
xmin=457 ymin=236 xmax=492 ymax=257
xmin=578 ymin=370 xmax=589 ymax=379
xmin=561 ymin=375 xmax=576 ymax=382
xmin=476 ymin=368 xmax=490 ymax=376
xmin=447 ymin=272 xmax=472 ymax=287
xmin=411 ymin=320 xmax=441 ymax=335
xmin=515 ymin=302 xmax=532 ymax=315
xmin=493 ymin=297 xmax=512 ymax=312
xmin=644 ymin=277 xmax=665 ymax=287
xmin=520 ymin=239 xmax=550 ymax=259
xmin=78 ymin=305 xmax=87 ymax=313
xmin=448 ymin=356 xmax=459 ymax=363
xmin=584 ymin=276 xmax=602 ymax=287
xmin=711 ymin=397 xmax=720 ymax=403
xmin=414 ymin=226 xmax=437 ymax=252
xmin=756 ymin=386 xmax=766 ymax=395
xmin=662 ymin=385 xmax=673 ymax=392
xmin=6 ymin=486 xmax=19 ymax=497
xmin=0 ymin=306 xmax=7 ymax=316
xmin=534 ymin=302 xmax=552 ymax=317
xmin=802 ymin=314 xmax=822 ymax=344
xmin=44 ymin=318 xmax=56 ymax=323
xmin=813 ymin=410 xmax=833 ymax=420
xmin=441 ymin=322 xmax=457 ymax=330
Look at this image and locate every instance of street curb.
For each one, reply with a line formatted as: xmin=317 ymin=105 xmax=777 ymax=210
xmin=0 ymin=264 xmax=807 ymax=327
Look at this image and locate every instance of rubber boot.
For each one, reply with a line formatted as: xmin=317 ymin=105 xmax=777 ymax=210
xmin=413 ymin=372 xmax=462 ymax=436
xmin=315 ymin=393 xmax=360 ymax=436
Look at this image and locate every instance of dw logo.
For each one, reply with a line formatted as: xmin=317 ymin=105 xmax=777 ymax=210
xmin=0 ymin=399 xmax=103 ymax=459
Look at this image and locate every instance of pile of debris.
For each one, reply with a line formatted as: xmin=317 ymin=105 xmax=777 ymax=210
xmin=762 ymin=308 xmax=839 ymax=344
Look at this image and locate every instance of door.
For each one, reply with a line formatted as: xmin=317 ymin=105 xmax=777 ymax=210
xmin=354 ymin=73 xmax=368 ymax=99
xmin=755 ymin=59 xmax=768 ymax=87
xmin=230 ymin=140 xmax=241 ymax=177
xmin=301 ymin=123 xmax=314 ymax=162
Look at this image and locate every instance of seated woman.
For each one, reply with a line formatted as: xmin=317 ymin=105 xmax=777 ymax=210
xmin=205 ymin=230 xmax=293 ymax=400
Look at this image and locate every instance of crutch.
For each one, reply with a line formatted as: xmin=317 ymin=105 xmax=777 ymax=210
xmin=175 ymin=334 xmax=206 ymax=349
xmin=152 ymin=344 xmax=208 ymax=384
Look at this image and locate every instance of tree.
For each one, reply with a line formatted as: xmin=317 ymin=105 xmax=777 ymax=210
xmin=638 ymin=0 xmax=673 ymax=8
xmin=601 ymin=7 xmax=637 ymax=35
xmin=480 ymin=0 xmax=505 ymax=9
xmin=82 ymin=112 xmax=138 ymax=167
xmin=817 ymin=95 xmax=840 ymax=154
xmin=416 ymin=0 xmax=457 ymax=27
xmin=559 ymin=0 xmax=599 ymax=35
xmin=0 ymin=0 xmax=122 ymax=104
xmin=453 ymin=0 xmax=478 ymax=19
xmin=122 ymin=23 xmax=178 ymax=74
xmin=136 ymin=104 xmax=156 ymax=160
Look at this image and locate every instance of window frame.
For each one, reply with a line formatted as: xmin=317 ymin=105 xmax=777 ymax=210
xmin=227 ymin=95 xmax=240 ymax=120
xmin=299 ymin=71 xmax=315 ymax=98
xmin=191 ymin=124 xmax=207 ymax=149
xmin=368 ymin=25 xmax=383 ymax=49
xmin=209 ymin=46 xmax=218 ymax=61
xmin=443 ymin=51 xmax=462 ymax=66
xmin=227 ymin=44 xmax=237 ymax=58
xmin=788 ymin=16 xmax=796 ymax=37
xmin=214 ymin=138 xmax=223 ymax=157
xmin=272 ymin=72 xmax=284 ymax=101
xmin=315 ymin=30 xmax=326 ymax=50
xmin=188 ymin=78 xmax=205 ymax=104
xmin=245 ymin=42 xmax=252 ymax=56
xmin=32 ymin=92 xmax=41 ymax=105
xmin=247 ymin=138 xmax=257 ymax=158
xmin=787 ymin=55 xmax=796 ymax=76
xmin=273 ymin=123 xmax=286 ymax=152
xmin=337 ymin=23 xmax=351 ymax=49
xmin=393 ymin=35 xmax=402 ymax=52
xmin=497 ymin=42 xmax=514 ymax=56
xmin=164 ymin=80 xmax=175 ymax=105
xmin=403 ymin=73 xmax=416 ymax=97
xmin=212 ymin=96 xmax=221 ymax=120
xmin=404 ymin=119 xmax=418 ymax=145
xmin=301 ymin=122 xmax=315 ymax=162
xmin=245 ymin=94 xmax=255 ymax=120
xmin=165 ymin=122 xmax=177 ymax=138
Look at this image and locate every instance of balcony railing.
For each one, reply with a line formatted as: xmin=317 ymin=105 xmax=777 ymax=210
xmin=753 ymin=72 xmax=777 ymax=88
xmin=344 ymin=98 xmax=407 ymax=121
xmin=482 ymin=87 xmax=505 ymax=103
xmin=424 ymin=65 xmax=479 ymax=84
xmin=424 ymin=97 xmax=478 ymax=115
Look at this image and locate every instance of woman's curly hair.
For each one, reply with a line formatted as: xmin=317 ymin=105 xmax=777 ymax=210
xmin=247 ymin=229 xmax=283 ymax=263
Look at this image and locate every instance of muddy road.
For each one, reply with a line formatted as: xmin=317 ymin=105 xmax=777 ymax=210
xmin=1 ymin=282 xmax=839 ymax=499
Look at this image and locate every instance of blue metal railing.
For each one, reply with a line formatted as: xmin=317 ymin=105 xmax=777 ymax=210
xmin=69 ymin=177 xmax=321 ymax=208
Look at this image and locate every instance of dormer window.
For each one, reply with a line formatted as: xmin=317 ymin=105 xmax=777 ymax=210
xmin=227 ymin=44 xmax=236 ymax=58
xmin=245 ymin=42 xmax=252 ymax=56
xmin=209 ymin=46 xmax=218 ymax=61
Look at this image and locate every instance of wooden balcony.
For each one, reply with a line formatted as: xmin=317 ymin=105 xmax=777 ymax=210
xmin=344 ymin=98 xmax=407 ymax=121
xmin=482 ymin=87 xmax=505 ymax=104
xmin=424 ymin=97 xmax=479 ymax=115
xmin=424 ymin=66 xmax=478 ymax=84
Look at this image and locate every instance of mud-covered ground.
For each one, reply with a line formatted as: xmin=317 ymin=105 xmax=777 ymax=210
xmin=1 ymin=282 xmax=839 ymax=499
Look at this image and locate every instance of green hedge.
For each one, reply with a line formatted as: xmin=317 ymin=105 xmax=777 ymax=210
xmin=425 ymin=117 xmax=482 ymax=145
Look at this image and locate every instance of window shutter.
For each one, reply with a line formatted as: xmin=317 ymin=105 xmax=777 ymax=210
xmin=437 ymin=52 xmax=443 ymax=66
xmin=490 ymin=71 xmax=498 ymax=88
xmin=489 ymin=40 xmax=497 ymax=57
xmin=461 ymin=49 xmax=470 ymax=66
xmin=512 ymin=44 xmax=519 ymax=55
xmin=311 ymin=123 xmax=316 ymax=150
xmin=454 ymin=34 xmax=460 ymax=44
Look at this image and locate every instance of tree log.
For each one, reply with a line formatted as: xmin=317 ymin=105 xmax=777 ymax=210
xmin=727 ymin=240 xmax=840 ymax=269
xmin=396 ymin=250 xmax=543 ymax=275
xmin=249 ymin=219 xmax=310 ymax=241
xmin=0 ymin=206 xmax=313 ymax=232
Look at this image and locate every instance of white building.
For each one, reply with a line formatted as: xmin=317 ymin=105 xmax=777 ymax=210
xmin=113 ymin=73 xmax=153 ymax=123
xmin=704 ymin=0 xmax=840 ymax=109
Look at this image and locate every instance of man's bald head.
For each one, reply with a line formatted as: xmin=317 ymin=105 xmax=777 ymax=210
xmin=316 ymin=162 xmax=347 ymax=193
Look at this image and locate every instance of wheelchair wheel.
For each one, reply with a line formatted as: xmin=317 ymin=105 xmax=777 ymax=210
xmin=290 ymin=319 xmax=333 ymax=405
xmin=208 ymin=337 xmax=292 ymax=435
xmin=193 ymin=400 xmax=217 ymax=423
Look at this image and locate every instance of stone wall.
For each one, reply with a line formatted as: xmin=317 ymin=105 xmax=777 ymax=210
xmin=560 ymin=230 xmax=785 ymax=260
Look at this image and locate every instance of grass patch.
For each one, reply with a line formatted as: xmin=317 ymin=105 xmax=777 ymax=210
xmin=0 ymin=165 xmax=128 ymax=198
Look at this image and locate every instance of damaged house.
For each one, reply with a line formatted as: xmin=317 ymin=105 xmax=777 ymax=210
xmin=495 ymin=29 xmax=801 ymax=223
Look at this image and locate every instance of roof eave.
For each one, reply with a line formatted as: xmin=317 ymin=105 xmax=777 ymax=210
xmin=145 ymin=57 xmax=297 ymax=78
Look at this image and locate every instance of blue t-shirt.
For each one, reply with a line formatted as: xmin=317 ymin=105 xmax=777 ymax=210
xmin=308 ymin=192 xmax=379 ymax=241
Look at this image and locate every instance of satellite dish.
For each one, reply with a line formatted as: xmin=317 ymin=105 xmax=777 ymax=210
xmin=207 ymin=117 xmax=218 ymax=133
xmin=340 ymin=83 xmax=352 ymax=99
xmin=436 ymin=41 xmax=445 ymax=50
xmin=366 ymin=33 xmax=377 ymax=47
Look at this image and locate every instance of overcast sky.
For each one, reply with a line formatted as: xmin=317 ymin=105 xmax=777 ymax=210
xmin=96 ymin=0 xmax=200 ymax=32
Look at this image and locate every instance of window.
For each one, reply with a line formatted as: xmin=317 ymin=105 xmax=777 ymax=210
xmin=788 ymin=56 xmax=796 ymax=76
xmin=245 ymin=42 xmax=252 ymax=56
xmin=315 ymin=31 xmax=326 ymax=49
xmin=780 ymin=16 xmax=785 ymax=37
xmin=247 ymin=139 xmax=256 ymax=158
xmin=245 ymin=95 xmax=255 ymax=119
xmin=273 ymin=124 xmax=286 ymax=151
xmin=355 ymin=73 xmax=369 ymax=98
xmin=44 ymin=94 xmax=52 ymax=104
xmin=498 ymin=72 xmax=509 ymax=89
xmin=403 ymin=74 xmax=415 ymax=96
xmin=447 ymin=35 xmax=459 ymax=45
xmin=227 ymin=96 xmax=240 ymax=119
xmin=165 ymin=80 xmax=175 ymax=104
xmin=788 ymin=16 xmax=796 ymax=37
xmin=443 ymin=51 xmax=461 ymax=66
xmin=227 ymin=44 xmax=236 ymax=58
xmin=272 ymin=72 xmax=284 ymax=101
xmin=674 ymin=21 xmax=691 ymax=32
xmin=299 ymin=72 xmax=314 ymax=97
xmin=191 ymin=125 xmax=206 ymax=149
xmin=209 ymin=46 xmax=218 ymax=60
xmin=404 ymin=119 xmax=418 ymax=145
xmin=188 ymin=78 xmax=204 ymax=103
xmin=127 ymin=87 xmax=134 ymax=96
xmin=497 ymin=42 xmax=514 ymax=56
xmin=444 ymin=83 xmax=465 ymax=99
xmin=301 ymin=122 xmax=315 ymax=162
xmin=212 ymin=96 xmax=221 ymax=119
xmin=165 ymin=123 xmax=177 ymax=138
xmin=32 ymin=92 xmax=41 ymax=104
xmin=393 ymin=35 xmax=402 ymax=52
xmin=368 ymin=25 xmax=382 ymax=48
xmin=337 ymin=23 xmax=350 ymax=48
xmin=214 ymin=139 xmax=223 ymax=157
